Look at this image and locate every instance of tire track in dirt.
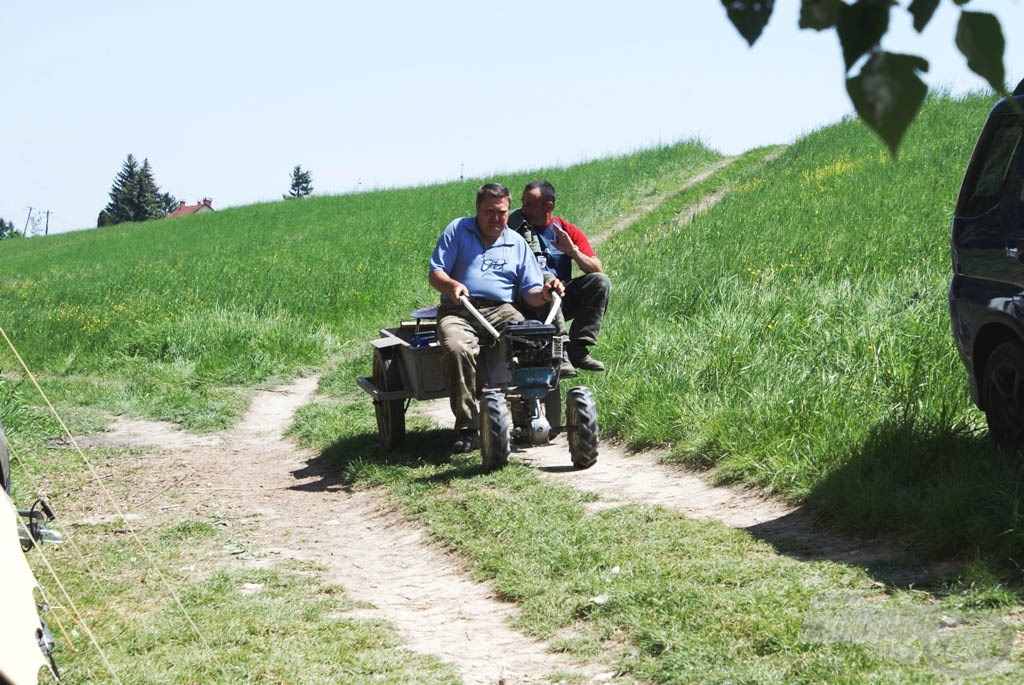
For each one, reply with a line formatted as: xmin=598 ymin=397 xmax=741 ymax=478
xmin=590 ymin=155 xmax=740 ymax=247
xmin=590 ymin=148 xmax=784 ymax=249
xmin=416 ymin=400 xmax=792 ymax=528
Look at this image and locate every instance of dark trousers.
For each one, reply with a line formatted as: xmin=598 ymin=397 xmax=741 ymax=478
xmin=562 ymin=272 xmax=611 ymax=347
xmin=523 ymin=272 xmax=611 ymax=348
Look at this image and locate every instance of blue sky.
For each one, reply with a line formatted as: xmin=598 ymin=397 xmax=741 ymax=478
xmin=2 ymin=1 xmax=1022 ymax=234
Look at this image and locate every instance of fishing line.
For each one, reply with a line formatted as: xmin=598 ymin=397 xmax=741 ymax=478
xmin=0 ymin=324 xmax=228 ymax=681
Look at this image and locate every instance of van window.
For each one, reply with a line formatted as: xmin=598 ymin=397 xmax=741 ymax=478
xmin=957 ymin=115 xmax=1023 ymax=217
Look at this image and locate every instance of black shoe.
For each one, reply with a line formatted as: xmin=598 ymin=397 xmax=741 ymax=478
xmin=567 ymin=342 xmax=605 ymax=372
xmin=559 ymin=358 xmax=577 ymax=377
xmin=452 ymin=429 xmax=479 ymax=453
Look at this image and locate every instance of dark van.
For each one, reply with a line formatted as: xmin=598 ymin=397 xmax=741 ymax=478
xmin=950 ymin=79 xmax=1024 ymax=453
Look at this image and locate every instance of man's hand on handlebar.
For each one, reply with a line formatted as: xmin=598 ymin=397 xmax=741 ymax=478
xmin=543 ymin=278 xmax=564 ymax=303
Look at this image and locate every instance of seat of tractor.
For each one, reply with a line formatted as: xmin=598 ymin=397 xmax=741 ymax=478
xmin=410 ymin=305 xmax=439 ymax=320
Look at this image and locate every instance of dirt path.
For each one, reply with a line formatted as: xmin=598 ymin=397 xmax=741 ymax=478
xmin=81 ymin=378 xmax=619 ymax=684
xmin=74 ymin=370 xmax=914 ymax=685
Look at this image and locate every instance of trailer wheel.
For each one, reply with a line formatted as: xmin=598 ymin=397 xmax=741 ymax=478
xmin=372 ymin=349 xmax=406 ymax=449
xmin=480 ymin=389 xmax=510 ymax=471
xmin=567 ymin=387 xmax=599 ymax=469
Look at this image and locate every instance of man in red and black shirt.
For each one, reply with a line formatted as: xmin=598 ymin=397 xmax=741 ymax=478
xmin=508 ymin=179 xmax=611 ymax=372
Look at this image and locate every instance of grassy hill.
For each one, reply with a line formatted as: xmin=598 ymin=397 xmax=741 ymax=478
xmin=4 ymin=93 xmax=1024 ymax=683
xmin=0 ymin=141 xmax=720 ymax=430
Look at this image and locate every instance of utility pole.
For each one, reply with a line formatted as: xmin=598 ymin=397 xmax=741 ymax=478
xmin=44 ymin=210 xmax=51 ymax=236
xmin=23 ymin=206 xmax=33 ymax=237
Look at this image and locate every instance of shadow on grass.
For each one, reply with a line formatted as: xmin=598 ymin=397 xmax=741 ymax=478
xmin=288 ymin=426 xmax=492 ymax=493
xmin=749 ymin=414 xmax=1024 ymax=585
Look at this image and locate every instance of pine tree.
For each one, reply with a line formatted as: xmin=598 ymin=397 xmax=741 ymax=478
xmin=157 ymin=192 xmax=179 ymax=215
xmin=99 ymin=154 xmax=176 ymax=226
xmin=135 ymin=159 xmax=164 ymax=221
xmin=102 ymin=154 xmax=140 ymax=225
xmin=285 ymin=165 xmax=313 ymax=199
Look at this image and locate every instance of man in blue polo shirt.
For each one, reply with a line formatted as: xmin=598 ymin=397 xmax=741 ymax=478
xmin=429 ymin=182 xmax=564 ymax=452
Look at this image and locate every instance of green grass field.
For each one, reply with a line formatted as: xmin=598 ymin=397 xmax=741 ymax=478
xmin=3 ymin=93 xmax=1024 ymax=682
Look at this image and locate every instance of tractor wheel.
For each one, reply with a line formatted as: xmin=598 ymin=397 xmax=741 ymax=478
xmin=543 ymin=387 xmax=562 ymax=438
xmin=983 ymin=341 xmax=1024 ymax=456
xmin=566 ymin=387 xmax=599 ymax=469
xmin=372 ymin=349 xmax=406 ymax=449
xmin=480 ymin=389 xmax=511 ymax=471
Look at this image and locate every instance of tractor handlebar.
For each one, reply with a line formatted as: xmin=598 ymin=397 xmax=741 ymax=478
xmin=459 ymin=293 xmax=562 ymax=339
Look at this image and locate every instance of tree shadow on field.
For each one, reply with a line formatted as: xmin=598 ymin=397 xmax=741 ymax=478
xmin=288 ymin=427 xmax=489 ymax=493
xmin=748 ymin=415 xmax=1024 ymax=586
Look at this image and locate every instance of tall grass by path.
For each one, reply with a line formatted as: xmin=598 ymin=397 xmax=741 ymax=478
xmin=589 ymin=92 xmax=1024 ymax=558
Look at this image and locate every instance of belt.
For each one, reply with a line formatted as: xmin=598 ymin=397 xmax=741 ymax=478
xmin=465 ymin=297 xmax=507 ymax=308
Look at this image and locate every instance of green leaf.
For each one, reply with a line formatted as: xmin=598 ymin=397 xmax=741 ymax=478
xmin=846 ymin=51 xmax=929 ymax=156
xmin=955 ymin=11 xmax=1007 ymax=95
xmin=837 ymin=0 xmax=891 ymax=71
xmin=908 ymin=0 xmax=939 ymax=32
xmin=721 ymin=0 xmax=775 ymax=46
xmin=799 ymin=0 xmax=840 ymax=31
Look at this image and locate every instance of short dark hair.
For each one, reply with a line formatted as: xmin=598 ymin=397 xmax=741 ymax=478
xmin=524 ymin=179 xmax=556 ymax=204
xmin=476 ymin=182 xmax=510 ymax=206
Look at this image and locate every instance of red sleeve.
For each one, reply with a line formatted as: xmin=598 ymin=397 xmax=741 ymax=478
xmin=555 ymin=217 xmax=596 ymax=258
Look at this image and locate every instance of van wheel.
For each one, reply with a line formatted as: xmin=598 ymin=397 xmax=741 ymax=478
xmin=983 ymin=341 xmax=1024 ymax=456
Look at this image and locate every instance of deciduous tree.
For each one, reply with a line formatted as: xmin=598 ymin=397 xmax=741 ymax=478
xmin=0 ymin=216 xmax=20 ymax=240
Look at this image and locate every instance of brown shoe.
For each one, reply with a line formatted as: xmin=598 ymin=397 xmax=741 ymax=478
xmin=567 ymin=342 xmax=605 ymax=372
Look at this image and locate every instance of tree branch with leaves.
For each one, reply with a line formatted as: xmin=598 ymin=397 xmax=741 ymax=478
xmin=722 ymin=0 xmax=1008 ymax=154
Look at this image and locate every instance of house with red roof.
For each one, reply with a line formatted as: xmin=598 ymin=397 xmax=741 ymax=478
xmin=167 ymin=197 xmax=214 ymax=218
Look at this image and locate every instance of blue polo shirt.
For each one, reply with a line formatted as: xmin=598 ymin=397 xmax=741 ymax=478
xmin=430 ymin=216 xmax=543 ymax=303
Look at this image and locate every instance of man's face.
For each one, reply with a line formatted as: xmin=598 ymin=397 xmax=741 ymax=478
xmin=520 ymin=188 xmax=551 ymax=227
xmin=476 ymin=195 xmax=510 ymax=241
